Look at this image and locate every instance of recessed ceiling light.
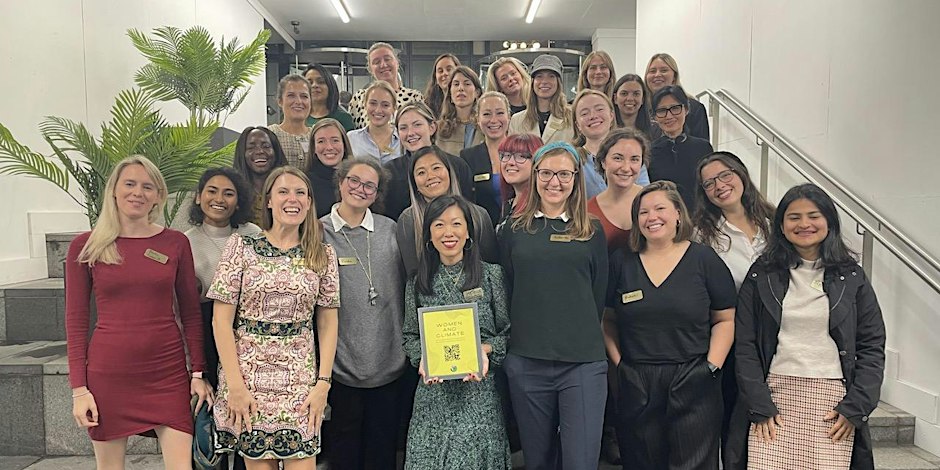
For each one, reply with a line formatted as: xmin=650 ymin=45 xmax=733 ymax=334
xmin=329 ymin=0 xmax=351 ymax=23
xmin=525 ymin=0 xmax=542 ymax=24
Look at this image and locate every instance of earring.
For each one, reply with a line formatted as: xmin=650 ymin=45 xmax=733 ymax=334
xmin=464 ymin=238 xmax=474 ymax=250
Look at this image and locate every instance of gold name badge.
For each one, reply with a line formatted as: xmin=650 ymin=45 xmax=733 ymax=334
xmin=338 ymin=257 xmax=358 ymax=266
xmin=473 ymin=173 xmax=491 ymax=182
xmin=463 ymin=287 xmax=484 ymax=302
xmin=549 ymin=234 xmax=572 ymax=243
xmin=144 ymin=249 xmax=169 ymax=264
xmin=810 ymin=279 xmax=824 ymax=292
xmin=622 ymin=290 xmax=644 ymax=304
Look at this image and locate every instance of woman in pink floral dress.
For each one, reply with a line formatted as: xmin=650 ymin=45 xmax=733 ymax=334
xmin=209 ymin=166 xmax=340 ymax=469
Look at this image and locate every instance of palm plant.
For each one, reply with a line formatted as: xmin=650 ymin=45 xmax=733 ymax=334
xmin=0 ymin=26 xmax=268 ymax=226
xmin=129 ymin=26 xmax=270 ymax=126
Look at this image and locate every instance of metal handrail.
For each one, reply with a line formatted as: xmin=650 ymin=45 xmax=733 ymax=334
xmin=696 ymin=88 xmax=940 ymax=295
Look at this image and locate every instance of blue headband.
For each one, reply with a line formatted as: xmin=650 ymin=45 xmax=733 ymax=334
xmin=533 ymin=141 xmax=581 ymax=166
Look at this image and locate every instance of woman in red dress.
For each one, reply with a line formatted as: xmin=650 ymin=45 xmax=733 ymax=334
xmin=66 ymin=155 xmax=212 ymax=469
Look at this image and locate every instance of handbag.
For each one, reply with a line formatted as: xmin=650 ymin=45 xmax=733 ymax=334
xmin=192 ymin=401 xmax=223 ymax=469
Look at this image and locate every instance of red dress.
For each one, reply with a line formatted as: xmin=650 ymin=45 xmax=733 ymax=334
xmin=65 ymin=229 xmax=205 ymax=441
xmin=587 ymin=196 xmax=632 ymax=253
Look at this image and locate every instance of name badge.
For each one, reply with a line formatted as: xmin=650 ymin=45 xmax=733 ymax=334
xmin=810 ymin=279 xmax=824 ymax=292
xmin=144 ymin=249 xmax=168 ymax=264
xmin=463 ymin=287 xmax=484 ymax=302
xmin=549 ymin=234 xmax=572 ymax=243
xmin=473 ymin=173 xmax=491 ymax=182
xmin=622 ymin=290 xmax=643 ymax=304
xmin=338 ymin=257 xmax=358 ymax=266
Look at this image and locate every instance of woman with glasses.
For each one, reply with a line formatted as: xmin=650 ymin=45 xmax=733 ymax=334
xmin=383 ymin=102 xmax=475 ymax=220
xmin=729 ymin=184 xmax=885 ymax=470
xmin=318 ymin=158 xmax=409 ymax=470
xmin=402 ymin=195 xmax=512 ymax=469
xmin=577 ymin=51 xmax=616 ymax=98
xmin=485 ymin=57 xmax=530 ymax=115
xmin=423 ymin=53 xmax=461 ymax=118
xmin=649 ymin=85 xmax=714 ymax=210
xmin=692 ymin=151 xmax=776 ymax=467
xmin=347 ymin=80 xmax=402 ymax=165
xmin=644 ymin=53 xmax=709 ymax=141
xmin=269 ymin=74 xmax=313 ymax=168
xmin=498 ymin=141 xmax=609 ymax=470
xmin=304 ymin=63 xmax=355 ymax=131
xmin=612 ymin=74 xmax=653 ymax=136
xmin=397 ymin=145 xmax=496 ymax=279
xmin=437 ymin=66 xmax=485 ymax=156
xmin=508 ymin=54 xmax=574 ymax=144
xmin=461 ymin=91 xmax=511 ymax=225
xmin=231 ymin=126 xmax=289 ymax=225
xmin=348 ymin=42 xmax=424 ymax=130
xmin=307 ymin=119 xmax=353 ymax=218
xmin=603 ymin=180 xmax=736 ymax=470
xmin=497 ymin=134 xmax=541 ymax=223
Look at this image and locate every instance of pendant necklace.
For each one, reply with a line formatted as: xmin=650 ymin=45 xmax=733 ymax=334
xmin=340 ymin=228 xmax=378 ymax=305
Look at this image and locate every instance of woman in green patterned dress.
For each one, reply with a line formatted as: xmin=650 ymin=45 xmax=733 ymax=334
xmin=402 ymin=195 xmax=511 ymax=469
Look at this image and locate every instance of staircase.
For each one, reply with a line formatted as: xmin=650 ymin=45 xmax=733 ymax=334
xmin=2 ymin=236 xmax=940 ymax=469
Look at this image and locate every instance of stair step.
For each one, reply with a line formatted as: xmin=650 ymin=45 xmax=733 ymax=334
xmin=874 ymin=446 xmax=940 ymax=469
xmin=0 ymin=279 xmax=66 ymax=342
xmin=873 ymin=401 xmax=917 ymax=447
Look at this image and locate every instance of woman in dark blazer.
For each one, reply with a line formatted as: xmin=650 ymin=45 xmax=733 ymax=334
xmin=460 ymin=91 xmax=511 ymax=225
xmin=728 ymin=183 xmax=885 ymax=470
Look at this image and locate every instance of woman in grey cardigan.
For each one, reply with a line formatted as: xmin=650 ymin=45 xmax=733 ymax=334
xmin=318 ymin=157 xmax=409 ymax=469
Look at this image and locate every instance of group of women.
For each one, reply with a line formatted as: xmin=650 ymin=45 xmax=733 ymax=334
xmin=64 ymin=44 xmax=886 ymax=470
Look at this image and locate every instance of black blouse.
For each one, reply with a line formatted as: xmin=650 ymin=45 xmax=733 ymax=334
xmin=460 ymin=143 xmax=502 ymax=226
xmin=307 ymin=158 xmax=339 ymax=219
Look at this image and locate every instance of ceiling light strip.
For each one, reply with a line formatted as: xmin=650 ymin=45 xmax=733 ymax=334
xmin=329 ymin=0 xmax=351 ymax=23
xmin=525 ymin=0 xmax=542 ymax=24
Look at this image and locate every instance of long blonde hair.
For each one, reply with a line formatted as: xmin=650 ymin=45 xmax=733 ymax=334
xmin=486 ymin=57 xmax=531 ymax=102
xmin=261 ymin=166 xmax=330 ymax=273
xmin=523 ymin=70 xmax=571 ymax=130
xmin=570 ymin=89 xmax=615 ymax=148
xmin=577 ymin=50 xmax=616 ymax=97
xmin=78 ymin=155 xmax=167 ymax=266
xmin=511 ymin=142 xmax=594 ymax=240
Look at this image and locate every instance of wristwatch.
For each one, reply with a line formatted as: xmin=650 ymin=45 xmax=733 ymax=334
xmin=707 ymin=362 xmax=721 ymax=376
xmin=317 ymin=376 xmax=333 ymax=385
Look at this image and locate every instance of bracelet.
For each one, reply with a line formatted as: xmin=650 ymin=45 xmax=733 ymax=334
xmin=316 ymin=376 xmax=333 ymax=385
xmin=72 ymin=390 xmax=91 ymax=399
xmin=191 ymin=371 xmax=204 ymax=379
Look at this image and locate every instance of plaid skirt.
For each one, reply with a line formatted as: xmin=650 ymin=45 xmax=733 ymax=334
xmin=747 ymin=373 xmax=854 ymax=470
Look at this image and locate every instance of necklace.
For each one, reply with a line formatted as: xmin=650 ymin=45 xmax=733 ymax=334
xmin=442 ymin=263 xmax=463 ymax=290
xmin=340 ymin=228 xmax=378 ymax=305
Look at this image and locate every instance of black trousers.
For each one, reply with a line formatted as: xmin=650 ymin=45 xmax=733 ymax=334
xmin=617 ymin=357 xmax=722 ymax=470
xmin=199 ymin=301 xmax=245 ymax=470
xmin=322 ymin=370 xmax=414 ymax=470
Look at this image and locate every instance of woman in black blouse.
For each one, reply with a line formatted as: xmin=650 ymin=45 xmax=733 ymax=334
xmin=306 ymin=118 xmax=352 ymax=218
xmin=460 ymin=91 xmax=511 ymax=225
xmin=603 ymin=180 xmax=735 ymax=469
xmin=498 ymin=141 xmax=608 ymax=470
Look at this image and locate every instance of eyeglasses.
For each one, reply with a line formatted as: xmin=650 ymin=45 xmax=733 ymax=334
xmin=701 ymin=169 xmax=736 ymax=191
xmin=345 ymin=175 xmax=378 ymax=195
xmin=654 ymin=104 xmax=684 ymax=118
xmin=499 ymin=152 xmax=532 ymax=164
xmin=536 ymin=169 xmax=578 ymax=183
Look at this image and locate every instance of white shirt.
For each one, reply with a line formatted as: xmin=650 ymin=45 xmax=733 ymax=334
xmin=329 ymin=203 xmax=375 ymax=232
xmin=534 ymin=210 xmax=570 ymax=222
xmin=704 ymin=217 xmax=766 ymax=290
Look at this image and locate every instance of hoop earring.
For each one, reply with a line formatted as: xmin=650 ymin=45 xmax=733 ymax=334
xmin=464 ymin=238 xmax=474 ymax=251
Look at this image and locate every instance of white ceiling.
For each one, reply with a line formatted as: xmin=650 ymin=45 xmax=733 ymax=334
xmin=256 ymin=0 xmax=636 ymax=41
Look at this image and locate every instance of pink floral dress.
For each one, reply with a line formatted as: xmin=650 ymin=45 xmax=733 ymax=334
xmin=208 ymin=233 xmax=340 ymax=459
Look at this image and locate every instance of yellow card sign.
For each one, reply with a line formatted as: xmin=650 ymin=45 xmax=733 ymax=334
xmin=417 ymin=303 xmax=483 ymax=380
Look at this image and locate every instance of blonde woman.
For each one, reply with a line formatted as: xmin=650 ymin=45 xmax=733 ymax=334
xmin=269 ymin=74 xmax=313 ymax=168
xmin=644 ymin=52 xmax=710 ymax=140
xmin=436 ymin=66 xmax=485 ymax=155
xmin=485 ymin=57 xmax=531 ymax=115
xmin=209 ymin=166 xmax=340 ymax=468
xmin=498 ymin=141 xmax=609 ymax=470
xmin=577 ymin=50 xmax=616 ymax=97
xmin=348 ymin=42 xmax=424 ymax=129
xmin=460 ymin=91 xmax=512 ymax=224
xmin=66 ymin=155 xmax=210 ymax=469
xmin=508 ymin=54 xmax=574 ymax=144
xmin=346 ymin=80 xmax=401 ymax=164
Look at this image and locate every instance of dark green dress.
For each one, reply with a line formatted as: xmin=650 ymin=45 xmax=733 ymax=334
xmin=402 ymin=262 xmax=512 ymax=470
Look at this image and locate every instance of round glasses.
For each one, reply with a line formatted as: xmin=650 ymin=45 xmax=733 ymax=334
xmin=536 ymin=169 xmax=578 ymax=183
xmin=701 ymin=169 xmax=735 ymax=191
xmin=345 ymin=175 xmax=378 ymax=195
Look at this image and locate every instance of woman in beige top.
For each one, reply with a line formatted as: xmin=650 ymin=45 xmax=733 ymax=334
xmin=269 ymin=74 xmax=313 ymax=168
xmin=436 ymin=66 xmax=485 ymax=156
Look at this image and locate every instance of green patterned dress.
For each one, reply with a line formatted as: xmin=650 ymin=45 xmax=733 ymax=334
xmin=402 ymin=262 xmax=512 ymax=470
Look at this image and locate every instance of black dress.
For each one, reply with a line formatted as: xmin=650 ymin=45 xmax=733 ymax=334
xmin=460 ymin=143 xmax=502 ymax=225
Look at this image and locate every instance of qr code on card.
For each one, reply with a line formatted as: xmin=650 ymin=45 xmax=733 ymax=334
xmin=443 ymin=344 xmax=461 ymax=361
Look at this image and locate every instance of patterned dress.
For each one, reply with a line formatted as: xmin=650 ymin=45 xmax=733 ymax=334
xmin=208 ymin=233 xmax=340 ymax=459
xmin=402 ymin=262 xmax=512 ymax=470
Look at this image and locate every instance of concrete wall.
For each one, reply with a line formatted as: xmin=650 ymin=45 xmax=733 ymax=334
xmin=0 ymin=0 xmax=267 ymax=285
xmin=592 ymin=28 xmax=638 ymax=75
xmin=636 ymin=0 xmax=940 ymax=455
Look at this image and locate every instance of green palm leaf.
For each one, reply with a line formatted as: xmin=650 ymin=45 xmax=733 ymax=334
xmin=0 ymin=124 xmax=70 ymax=190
